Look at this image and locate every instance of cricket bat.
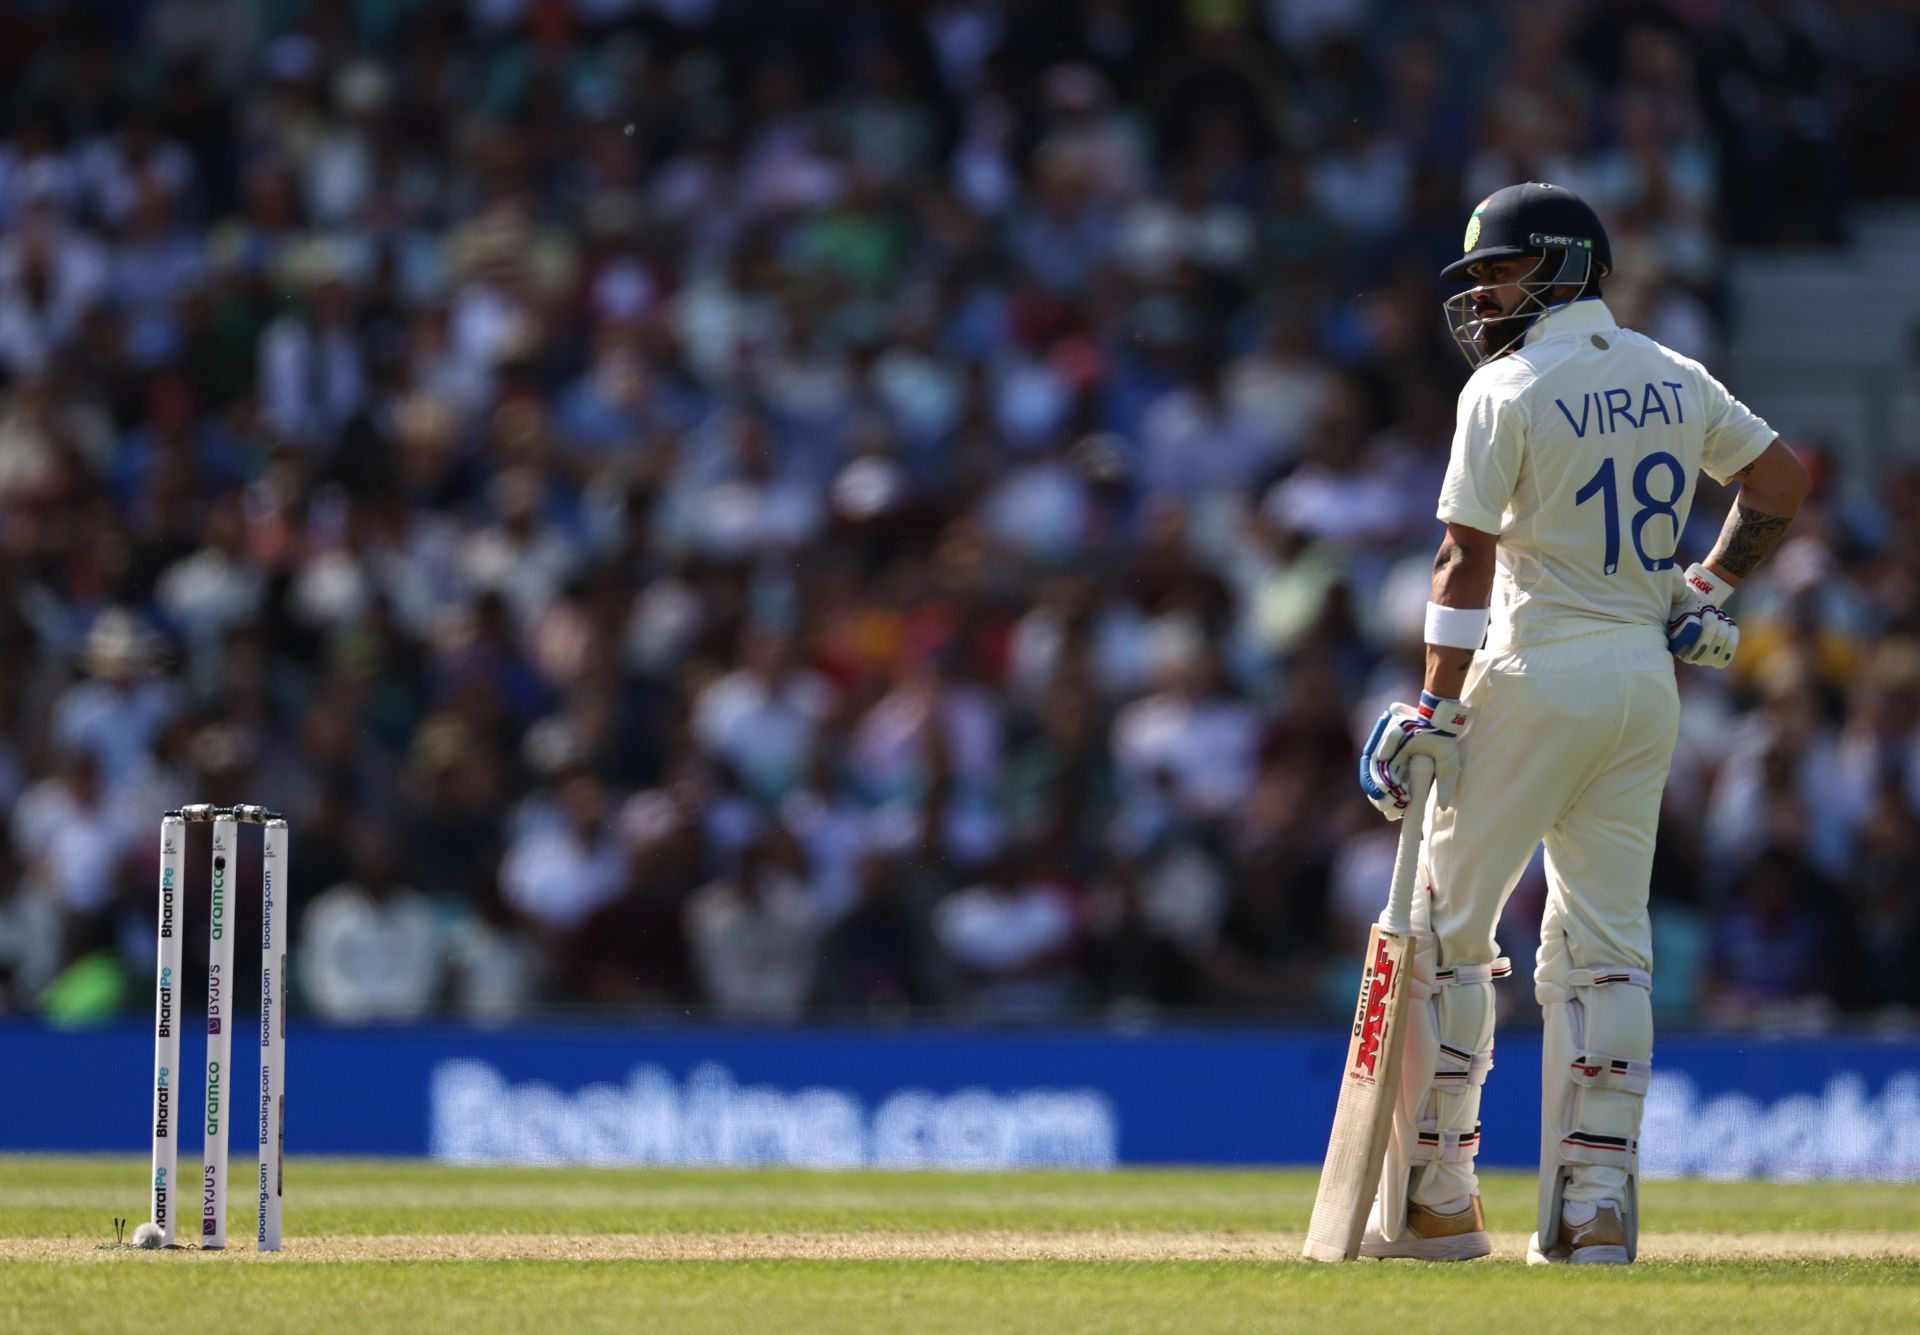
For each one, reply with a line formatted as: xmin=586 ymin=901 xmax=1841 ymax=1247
xmin=1302 ymin=756 xmax=1433 ymax=1262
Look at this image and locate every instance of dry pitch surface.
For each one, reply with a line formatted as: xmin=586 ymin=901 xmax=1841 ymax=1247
xmin=4 ymin=1158 xmax=1918 ymax=1332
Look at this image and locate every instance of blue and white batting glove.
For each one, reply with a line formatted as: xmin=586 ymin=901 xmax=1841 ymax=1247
xmin=1667 ymin=563 xmax=1738 ymax=668
xmin=1358 ymin=691 xmax=1470 ymax=821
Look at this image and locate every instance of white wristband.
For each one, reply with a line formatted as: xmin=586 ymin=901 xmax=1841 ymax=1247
xmin=1425 ymin=601 xmax=1489 ymax=650
xmin=1680 ymin=562 xmax=1732 ymax=603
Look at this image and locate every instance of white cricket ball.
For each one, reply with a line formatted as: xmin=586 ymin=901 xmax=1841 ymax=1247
xmin=133 ymin=1222 xmax=165 ymax=1250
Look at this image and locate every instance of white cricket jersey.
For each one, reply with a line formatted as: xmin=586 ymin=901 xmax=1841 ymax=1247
xmin=1437 ymin=298 xmax=1775 ymax=663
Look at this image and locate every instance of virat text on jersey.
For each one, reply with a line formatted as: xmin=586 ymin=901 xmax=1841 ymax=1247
xmin=1554 ymin=382 xmax=1687 ymax=437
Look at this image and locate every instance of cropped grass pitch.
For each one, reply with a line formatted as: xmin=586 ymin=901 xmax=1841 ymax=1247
xmin=3 ymin=1157 xmax=1918 ymax=1332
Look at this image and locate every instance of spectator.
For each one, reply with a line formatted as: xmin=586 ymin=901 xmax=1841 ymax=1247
xmin=686 ymin=831 xmax=820 ymax=1022
xmin=1086 ymin=823 xmax=1224 ymax=1011
xmin=52 ymin=610 xmax=180 ymax=790
xmin=1706 ymin=845 xmax=1838 ymax=1029
xmin=693 ymin=624 xmax=834 ymax=805
xmin=257 ymin=254 xmax=367 ymax=448
xmin=814 ymin=849 xmax=933 ymax=1014
xmin=1221 ymin=309 xmax=1337 ymax=469
xmin=460 ymin=464 xmax=582 ymax=632
xmin=12 ymin=749 xmax=125 ymax=922
xmin=0 ymin=367 xmax=113 ymax=505
xmin=500 ymin=757 xmax=625 ymax=935
xmin=1111 ymin=622 xmax=1259 ymax=820
xmin=1259 ymin=381 xmax=1408 ymax=551
xmin=1834 ymin=798 xmax=1920 ymax=1018
xmin=933 ymin=848 xmax=1080 ymax=1017
xmin=552 ymin=792 xmax=703 ymax=1011
xmin=849 ymin=653 xmax=1005 ymax=806
xmin=444 ymin=878 xmax=538 ymax=1024
xmin=0 ymin=194 xmax=108 ymax=376
xmin=301 ymin=823 xmax=442 ymax=1023
xmin=0 ymin=826 xmax=63 ymax=1008
xmin=109 ymin=180 xmax=204 ymax=364
xmin=156 ymin=491 xmax=264 ymax=655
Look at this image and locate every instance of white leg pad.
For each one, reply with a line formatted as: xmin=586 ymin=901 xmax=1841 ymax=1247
xmin=1536 ymin=964 xmax=1652 ymax=1259
xmin=1376 ymin=934 xmax=1438 ymax=1245
xmin=1377 ymin=944 xmax=1506 ymax=1240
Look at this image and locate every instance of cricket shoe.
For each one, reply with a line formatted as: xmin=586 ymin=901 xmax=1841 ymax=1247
xmin=1359 ymin=1196 xmax=1490 ymax=1261
xmin=1527 ymin=1199 xmax=1631 ymax=1266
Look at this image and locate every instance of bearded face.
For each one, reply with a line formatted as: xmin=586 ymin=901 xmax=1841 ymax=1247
xmin=1443 ymin=254 xmax=1556 ymax=369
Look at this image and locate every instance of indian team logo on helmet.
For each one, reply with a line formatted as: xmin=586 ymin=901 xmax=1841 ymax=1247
xmin=1463 ymin=198 xmax=1491 ymax=252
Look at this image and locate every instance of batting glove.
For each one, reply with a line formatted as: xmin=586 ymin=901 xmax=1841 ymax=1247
xmin=1667 ymin=563 xmax=1738 ymax=668
xmin=1359 ymin=691 xmax=1470 ymax=821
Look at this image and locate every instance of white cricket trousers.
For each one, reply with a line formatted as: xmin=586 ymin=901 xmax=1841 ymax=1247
xmin=1405 ymin=630 xmax=1679 ymax=1209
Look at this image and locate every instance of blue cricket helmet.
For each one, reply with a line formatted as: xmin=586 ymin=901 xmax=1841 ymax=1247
xmin=1441 ymin=182 xmax=1612 ymax=284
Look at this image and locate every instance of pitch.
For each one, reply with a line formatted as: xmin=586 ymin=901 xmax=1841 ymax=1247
xmin=3 ymin=1158 xmax=1917 ymax=1332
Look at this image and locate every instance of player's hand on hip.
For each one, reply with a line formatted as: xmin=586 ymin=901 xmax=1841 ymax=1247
xmin=1358 ymin=691 xmax=1470 ymax=820
xmin=1667 ymin=562 xmax=1738 ymax=669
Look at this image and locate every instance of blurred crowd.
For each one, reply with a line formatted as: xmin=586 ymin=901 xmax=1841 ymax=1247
xmin=2 ymin=0 xmax=1920 ymax=1031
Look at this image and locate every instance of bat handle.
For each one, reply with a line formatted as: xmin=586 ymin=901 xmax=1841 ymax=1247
xmin=1383 ymin=756 xmax=1434 ymax=936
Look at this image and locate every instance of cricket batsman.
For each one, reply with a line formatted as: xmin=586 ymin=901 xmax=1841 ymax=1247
xmin=1353 ymin=183 xmax=1810 ymax=1263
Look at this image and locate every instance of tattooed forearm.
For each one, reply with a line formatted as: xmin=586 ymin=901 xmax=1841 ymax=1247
xmin=1709 ymin=500 xmax=1792 ymax=580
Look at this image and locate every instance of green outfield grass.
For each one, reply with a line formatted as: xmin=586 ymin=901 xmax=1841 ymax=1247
xmin=4 ymin=1157 xmax=1918 ymax=1333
